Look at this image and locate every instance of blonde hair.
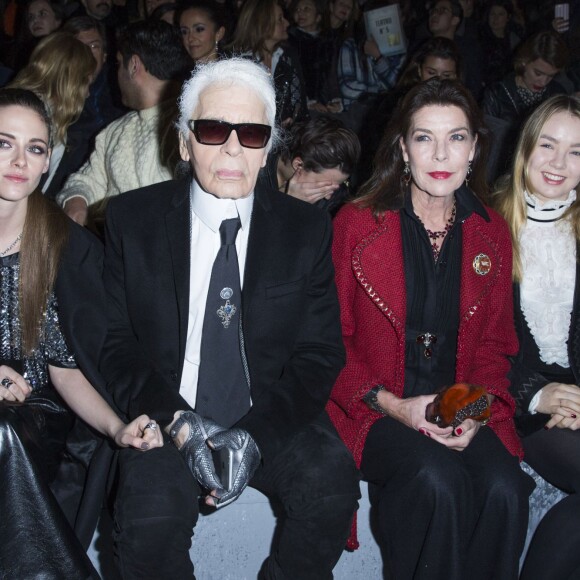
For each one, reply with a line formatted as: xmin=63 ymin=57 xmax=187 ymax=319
xmin=10 ymin=32 xmax=95 ymax=143
xmin=493 ymin=94 xmax=580 ymax=281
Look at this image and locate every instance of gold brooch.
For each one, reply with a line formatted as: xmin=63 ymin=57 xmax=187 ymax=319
xmin=473 ymin=253 xmax=491 ymax=276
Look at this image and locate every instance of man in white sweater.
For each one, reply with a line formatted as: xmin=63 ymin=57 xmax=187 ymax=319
xmin=57 ymin=20 xmax=190 ymax=225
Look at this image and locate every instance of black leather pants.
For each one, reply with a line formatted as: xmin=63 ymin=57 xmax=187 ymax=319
xmin=0 ymin=391 xmax=98 ymax=580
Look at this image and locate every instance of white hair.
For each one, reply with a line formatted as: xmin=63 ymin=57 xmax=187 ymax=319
xmin=177 ymin=57 xmax=280 ymax=152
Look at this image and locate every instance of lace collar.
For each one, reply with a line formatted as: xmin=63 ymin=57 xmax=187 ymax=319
xmin=525 ymin=189 xmax=576 ymax=222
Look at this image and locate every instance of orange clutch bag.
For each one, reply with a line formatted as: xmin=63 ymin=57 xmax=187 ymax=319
xmin=425 ymin=383 xmax=491 ymax=428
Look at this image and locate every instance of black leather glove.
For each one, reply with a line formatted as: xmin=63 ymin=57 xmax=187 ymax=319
xmin=170 ymin=411 xmax=227 ymax=493
xmin=207 ymin=428 xmax=261 ymax=508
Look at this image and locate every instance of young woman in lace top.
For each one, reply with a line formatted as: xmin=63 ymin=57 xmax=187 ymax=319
xmin=495 ymin=94 xmax=580 ymax=580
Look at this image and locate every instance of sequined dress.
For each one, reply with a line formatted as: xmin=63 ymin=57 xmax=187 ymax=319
xmin=0 ymin=252 xmax=77 ymax=386
xmin=0 ymin=252 xmax=96 ymax=579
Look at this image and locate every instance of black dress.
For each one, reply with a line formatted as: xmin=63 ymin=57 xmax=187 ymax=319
xmin=0 ymin=223 xmax=108 ymax=579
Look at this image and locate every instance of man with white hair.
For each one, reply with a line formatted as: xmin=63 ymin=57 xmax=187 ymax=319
xmin=100 ymin=57 xmax=360 ymax=579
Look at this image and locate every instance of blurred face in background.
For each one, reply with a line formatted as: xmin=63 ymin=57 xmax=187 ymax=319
xmin=75 ymin=27 xmax=106 ymax=78
xmin=488 ymin=5 xmax=510 ymax=37
xmin=419 ymin=56 xmax=457 ymax=81
xmin=82 ymin=0 xmax=112 ymax=20
xmin=180 ymin=8 xmax=225 ymax=63
xmin=293 ymin=0 xmax=321 ymax=33
xmin=27 ymin=0 xmax=61 ymax=37
xmin=329 ymin=0 xmax=352 ymax=26
xmin=268 ymin=4 xmax=289 ymax=45
xmin=520 ymin=58 xmax=559 ymax=92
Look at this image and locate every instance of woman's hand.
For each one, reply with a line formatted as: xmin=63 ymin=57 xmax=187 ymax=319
xmin=436 ymin=418 xmax=481 ymax=450
xmin=381 ymin=391 xmax=481 ymax=449
xmin=536 ymin=383 xmax=580 ymax=418
xmin=0 ymin=365 xmax=32 ymax=402
xmin=113 ymin=415 xmax=164 ymax=451
xmin=383 ymin=392 xmax=453 ymax=438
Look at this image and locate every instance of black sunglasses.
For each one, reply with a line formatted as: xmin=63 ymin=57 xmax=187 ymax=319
xmin=187 ymin=119 xmax=272 ymax=149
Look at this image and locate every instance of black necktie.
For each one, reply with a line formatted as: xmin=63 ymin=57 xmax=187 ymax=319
xmin=196 ymin=217 xmax=250 ymax=427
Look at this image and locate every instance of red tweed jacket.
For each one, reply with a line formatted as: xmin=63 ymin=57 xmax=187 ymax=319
xmin=327 ymin=201 xmax=523 ymax=473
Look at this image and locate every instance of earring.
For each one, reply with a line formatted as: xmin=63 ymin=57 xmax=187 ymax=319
xmin=215 ymin=40 xmax=219 ymax=52
xmin=465 ymin=160 xmax=472 ymax=186
xmin=403 ymin=161 xmax=411 ymax=186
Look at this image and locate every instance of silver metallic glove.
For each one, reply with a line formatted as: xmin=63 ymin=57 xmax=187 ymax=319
xmin=170 ymin=411 xmax=227 ymax=492
xmin=207 ymin=428 xmax=261 ymax=508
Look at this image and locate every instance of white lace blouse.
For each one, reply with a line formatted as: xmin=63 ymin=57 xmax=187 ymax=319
xmin=520 ymin=190 xmax=577 ymax=368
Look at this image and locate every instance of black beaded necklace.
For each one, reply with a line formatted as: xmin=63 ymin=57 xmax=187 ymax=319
xmin=416 ymin=198 xmax=456 ymax=262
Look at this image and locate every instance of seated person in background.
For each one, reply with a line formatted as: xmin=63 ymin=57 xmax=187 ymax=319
xmin=177 ymin=0 xmax=227 ymax=65
xmin=479 ymin=0 xmax=522 ymax=88
xmin=0 ymin=87 xmax=162 ymax=579
xmin=40 ymin=16 xmax=126 ymax=200
xmin=483 ymin=30 xmax=569 ymax=182
xmin=230 ymin=0 xmax=310 ymax=127
xmin=494 ymin=94 xmax=580 ymax=580
xmin=56 ymin=20 xmax=190 ymax=227
xmin=99 ymin=57 xmax=360 ymax=580
xmin=258 ymin=116 xmax=360 ymax=213
xmin=26 ymin=0 xmax=62 ymax=39
xmin=316 ymin=0 xmax=356 ymax=111
xmin=288 ymin=0 xmax=330 ymax=112
xmin=8 ymin=32 xmax=96 ymax=199
xmin=426 ymin=0 xmax=484 ymax=100
xmin=337 ymin=13 xmax=404 ymax=118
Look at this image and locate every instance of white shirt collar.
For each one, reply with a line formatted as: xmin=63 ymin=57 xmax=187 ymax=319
xmin=525 ymin=189 xmax=577 ymax=212
xmin=190 ymin=179 xmax=254 ymax=233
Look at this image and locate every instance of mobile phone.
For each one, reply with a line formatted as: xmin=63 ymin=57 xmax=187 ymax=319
xmin=555 ymin=3 xmax=570 ymax=31
xmin=212 ymin=447 xmax=234 ymax=491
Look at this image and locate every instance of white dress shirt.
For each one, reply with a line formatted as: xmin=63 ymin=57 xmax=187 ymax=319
xmin=179 ymin=180 xmax=254 ymax=409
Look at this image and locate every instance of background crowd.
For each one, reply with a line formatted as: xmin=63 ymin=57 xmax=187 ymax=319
xmin=1 ymin=0 xmax=579 ymax=202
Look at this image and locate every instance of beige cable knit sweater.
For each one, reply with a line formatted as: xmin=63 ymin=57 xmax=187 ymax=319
xmin=56 ymin=99 xmax=179 ymax=208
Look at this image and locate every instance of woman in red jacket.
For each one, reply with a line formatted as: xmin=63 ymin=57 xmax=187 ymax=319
xmin=328 ymin=78 xmax=533 ymax=580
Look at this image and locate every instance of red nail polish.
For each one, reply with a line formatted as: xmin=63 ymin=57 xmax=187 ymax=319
xmin=572 ymin=414 xmax=577 ymax=419
xmin=544 ymin=426 xmax=549 ymax=430
xmin=419 ymin=428 xmax=426 ymax=435
xmin=456 ymin=428 xmax=463 ymax=436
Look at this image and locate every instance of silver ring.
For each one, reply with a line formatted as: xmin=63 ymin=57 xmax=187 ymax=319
xmin=144 ymin=421 xmax=158 ymax=432
xmin=1 ymin=377 xmax=13 ymax=388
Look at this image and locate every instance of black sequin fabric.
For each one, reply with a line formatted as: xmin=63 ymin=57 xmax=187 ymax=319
xmin=0 ymin=253 xmax=76 ymax=390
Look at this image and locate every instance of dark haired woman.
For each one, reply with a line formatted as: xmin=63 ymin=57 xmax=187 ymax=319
xmin=327 ymin=78 xmax=533 ymax=579
xmin=178 ymin=0 xmax=227 ymax=64
xmin=0 ymin=87 xmax=162 ymax=578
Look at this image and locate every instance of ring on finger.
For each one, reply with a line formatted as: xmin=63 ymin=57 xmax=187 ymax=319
xmin=144 ymin=421 xmax=158 ymax=432
xmin=1 ymin=377 xmax=13 ymax=388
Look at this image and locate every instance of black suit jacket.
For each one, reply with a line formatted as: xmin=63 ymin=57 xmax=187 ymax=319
xmin=100 ymin=178 xmax=345 ymax=461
